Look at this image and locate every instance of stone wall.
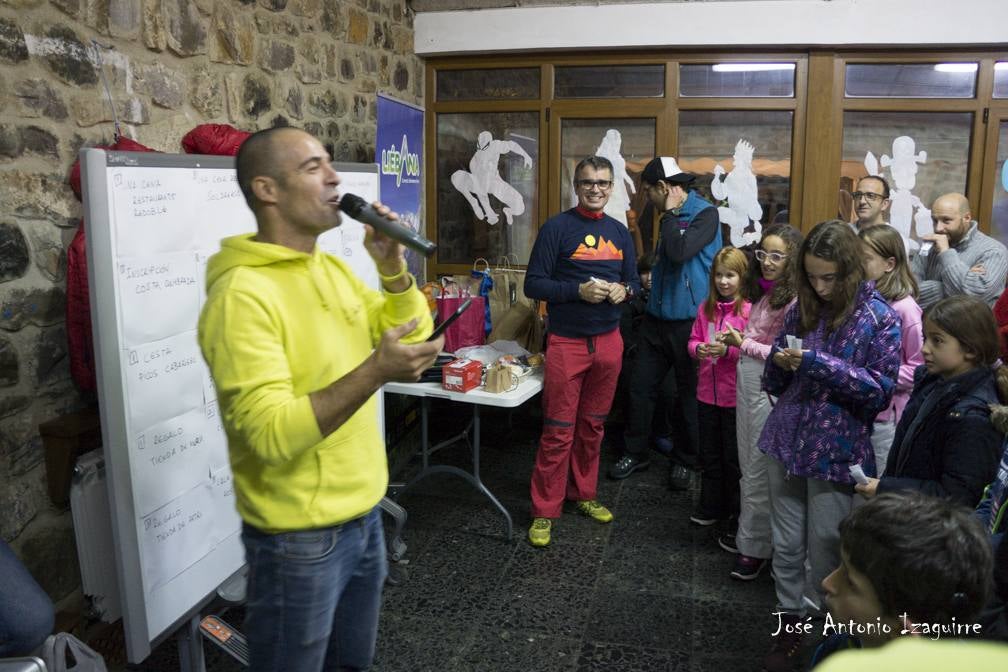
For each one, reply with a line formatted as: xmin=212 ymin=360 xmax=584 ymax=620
xmin=0 ymin=0 xmax=422 ymax=604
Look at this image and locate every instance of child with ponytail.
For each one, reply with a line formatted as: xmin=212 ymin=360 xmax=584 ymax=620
xmin=858 ymin=225 xmax=924 ymax=469
xmin=718 ymin=224 xmax=803 ymax=581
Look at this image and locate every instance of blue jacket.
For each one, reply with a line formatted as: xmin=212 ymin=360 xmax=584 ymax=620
xmin=648 ymin=191 xmax=721 ymax=322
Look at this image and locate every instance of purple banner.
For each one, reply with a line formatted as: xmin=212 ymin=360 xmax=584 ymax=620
xmin=377 ymin=94 xmax=424 ymax=283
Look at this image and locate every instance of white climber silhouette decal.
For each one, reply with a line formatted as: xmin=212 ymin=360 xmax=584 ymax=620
xmin=865 ymin=136 xmax=933 ymax=252
xmin=593 ymin=129 xmax=636 ymax=226
xmin=712 ymin=139 xmax=764 ymax=247
xmin=451 ymin=130 xmax=533 ymax=226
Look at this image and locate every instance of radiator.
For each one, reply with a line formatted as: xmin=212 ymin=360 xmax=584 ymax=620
xmin=69 ymin=450 xmax=122 ymax=623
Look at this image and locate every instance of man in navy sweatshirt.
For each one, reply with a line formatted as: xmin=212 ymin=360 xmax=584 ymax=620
xmin=609 ymin=157 xmax=721 ymax=491
xmin=524 ymin=155 xmax=640 ymax=547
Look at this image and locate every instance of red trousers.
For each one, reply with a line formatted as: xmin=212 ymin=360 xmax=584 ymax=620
xmin=530 ymin=329 xmax=623 ymax=518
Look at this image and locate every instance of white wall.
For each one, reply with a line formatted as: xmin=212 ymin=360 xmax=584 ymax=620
xmin=414 ymin=0 xmax=1008 ymax=55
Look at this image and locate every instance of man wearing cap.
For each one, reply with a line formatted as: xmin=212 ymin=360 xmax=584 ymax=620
xmin=523 ymin=155 xmax=640 ymax=547
xmin=609 ymin=157 xmax=721 ymax=491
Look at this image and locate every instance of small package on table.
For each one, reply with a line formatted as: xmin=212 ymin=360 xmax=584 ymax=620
xmin=442 ymin=358 xmax=483 ymax=393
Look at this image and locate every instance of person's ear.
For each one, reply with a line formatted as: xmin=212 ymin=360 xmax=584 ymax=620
xmin=251 ymin=175 xmax=279 ymax=206
xmin=884 ymin=256 xmax=896 ymax=273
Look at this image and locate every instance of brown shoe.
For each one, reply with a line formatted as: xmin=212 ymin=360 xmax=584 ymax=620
xmin=763 ymin=613 xmax=806 ymax=672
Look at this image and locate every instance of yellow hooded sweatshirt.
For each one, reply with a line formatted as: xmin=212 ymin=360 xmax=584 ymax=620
xmin=198 ymin=234 xmax=432 ymax=533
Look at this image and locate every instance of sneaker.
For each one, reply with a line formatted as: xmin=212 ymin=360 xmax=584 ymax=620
xmin=609 ymin=454 xmax=651 ymax=480
xmin=651 ymin=435 xmax=674 ymax=457
xmin=668 ymin=463 xmax=692 ymax=491
xmin=763 ymin=613 xmax=805 ymax=672
xmin=689 ymin=511 xmax=718 ymax=526
xmin=528 ymin=518 xmax=551 ymax=547
xmin=575 ymin=500 xmax=614 ymax=524
xmin=717 ymin=532 xmax=739 ymax=554
xmin=731 ymin=554 xmax=768 ymax=581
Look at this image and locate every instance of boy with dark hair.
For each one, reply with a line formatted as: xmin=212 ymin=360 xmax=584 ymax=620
xmin=810 ymin=492 xmax=993 ymax=667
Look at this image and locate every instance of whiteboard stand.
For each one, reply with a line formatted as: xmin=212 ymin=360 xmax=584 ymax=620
xmin=177 ymin=615 xmax=206 ymax=672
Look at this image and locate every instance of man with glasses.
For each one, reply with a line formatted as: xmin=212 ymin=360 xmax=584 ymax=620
xmin=913 ymin=192 xmax=1008 ymax=309
xmin=851 ymin=176 xmax=891 ymax=231
xmin=524 ymin=155 xmax=640 ymax=547
xmin=609 ymin=157 xmax=721 ymax=492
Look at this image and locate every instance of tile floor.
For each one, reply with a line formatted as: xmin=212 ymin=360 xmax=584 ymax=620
xmin=130 ymin=398 xmax=801 ymax=672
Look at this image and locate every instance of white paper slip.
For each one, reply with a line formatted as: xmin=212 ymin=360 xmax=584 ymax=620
xmin=794 ymin=337 xmax=803 ymax=350
xmin=707 ymin=323 xmax=716 ymax=343
xmin=849 ymin=463 xmax=869 ymax=486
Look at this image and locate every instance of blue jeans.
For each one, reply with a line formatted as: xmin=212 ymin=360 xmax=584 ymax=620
xmin=242 ymin=507 xmax=387 ymax=672
xmin=0 ymin=539 xmax=54 ymax=656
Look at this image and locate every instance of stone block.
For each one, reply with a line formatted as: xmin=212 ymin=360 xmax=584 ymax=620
xmin=0 ymin=125 xmax=23 ymax=159
xmin=19 ymin=516 xmax=82 ymax=601
xmin=242 ymin=73 xmax=272 ymax=119
xmin=164 ymin=0 xmax=207 ymax=56
xmin=392 ymin=25 xmax=412 ymax=55
xmin=42 ymin=25 xmax=97 ymax=86
xmin=143 ymin=0 xmax=168 ymax=51
xmin=0 ymin=335 xmax=17 ymax=386
xmin=0 ymin=173 xmax=75 ymax=222
xmin=285 ymin=83 xmax=303 ymax=119
xmin=29 ymin=230 xmax=66 ymax=283
xmin=0 ymin=286 xmax=67 ymax=331
xmin=356 ymin=77 xmax=376 ymax=93
xmin=189 ymin=64 xmax=224 ymax=117
xmin=258 ymin=0 xmax=286 ymax=10
xmin=0 ymin=222 xmax=29 ymax=281
xmin=14 ymin=79 xmax=69 ymax=121
xmin=210 ymin=2 xmax=255 ymax=65
xmin=289 ymin=0 xmax=319 ymax=17
xmin=109 ymin=0 xmax=142 ymax=37
xmin=35 ymin=325 xmax=68 ymax=389
xmin=82 ymin=0 xmax=111 ymax=33
xmin=136 ymin=62 xmax=185 ymax=109
xmin=50 ymin=0 xmax=80 ymax=17
xmin=308 ymin=87 xmax=347 ymax=117
xmin=0 ymin=473 xmax=43 ymax=539
xmin=70 ymin=94 xmax=150 ymax=127
xmin=321 ymin=2 xmax=340 ymax=34
xmin=259 ymin=39 xmax=295 ymax=72
xmin=339 ymin=56 xmax=354 ymax=82
xmin=0 ymin=17 xmax=28 ymax=63
xmin=4 ymin=415 xmax=44 ymax=475
xmin=20 ymin=126 xmax=60 ymax=159
xmin=347 ymin=8 xmax=368 ymax=45
xmin=224 ymin=72 xmax=242 ymax=122
xmin=351 ymin=94 xmax=367 ymax=122
xmin=393 ymin=61 xmax=409 ymax=92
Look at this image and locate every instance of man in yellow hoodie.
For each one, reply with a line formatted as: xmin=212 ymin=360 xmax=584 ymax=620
xmin=198 ymin=127 xmax=442 ymax=672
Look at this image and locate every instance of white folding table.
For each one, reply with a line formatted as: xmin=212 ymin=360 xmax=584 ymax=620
xmin=383 ymin=372 xmax=544 ymax=540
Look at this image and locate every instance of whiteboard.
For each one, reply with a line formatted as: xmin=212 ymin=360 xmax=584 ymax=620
xmin=80 ymin=149 xmax=381 ymax=662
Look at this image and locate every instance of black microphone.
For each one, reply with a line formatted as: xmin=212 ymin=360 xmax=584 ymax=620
xmin=337 ymin=193 xmax=437 ymax=258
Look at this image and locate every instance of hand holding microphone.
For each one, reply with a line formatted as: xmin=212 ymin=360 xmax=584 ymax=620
xmin=338 ymin=193 xmax=437 ymax=258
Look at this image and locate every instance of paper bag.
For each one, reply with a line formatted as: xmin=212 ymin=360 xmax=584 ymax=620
xmin=487 ymin=302 xmax=545 ymax=354
xmin=484 ymin=363 xmax=519 ymax=394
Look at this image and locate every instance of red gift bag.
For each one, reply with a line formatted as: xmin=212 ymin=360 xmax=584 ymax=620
xmin=436 ymin=295 xmax=486 ymax=354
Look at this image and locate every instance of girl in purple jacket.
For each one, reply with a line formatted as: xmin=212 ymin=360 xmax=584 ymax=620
xmin=687 ymin=247 xmax=751 ymax=536
xmin=758 ymin=221 xmax=901 ymax=672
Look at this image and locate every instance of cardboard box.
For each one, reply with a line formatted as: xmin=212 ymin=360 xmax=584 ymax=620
xmin=442 ymin=358 xmax=483 ymax=392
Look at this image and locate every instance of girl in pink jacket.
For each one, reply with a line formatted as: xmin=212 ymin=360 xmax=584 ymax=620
xmin=688 ymin=247 xmax=751 ymax=540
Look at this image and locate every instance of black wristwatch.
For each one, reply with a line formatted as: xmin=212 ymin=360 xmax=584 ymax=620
xmin=622 ymin=282 xmax=634 ymax=300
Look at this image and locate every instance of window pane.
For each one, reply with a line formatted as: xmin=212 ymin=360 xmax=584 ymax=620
xmin=436 ymin=113 xmax=539 ymax=265
xmin=994 ymin=62 xmax=1008 ymax=99
xmin=560 ymin=119 xmax=655 ymax=246
xmin=554 ymin=65 xmax=664 ymax=98
xmin=845 ymin=63 xmax=977 ymax=98
xmin=993 ymin=121 xmax=1008 ymax=244
xmin=436 ymin=68 xmax=540 ymax=101
xmin=679 ymin=63 xmax=795 ymax=98
xmin=840 ymin=111 xmax=972 ymax=251
xmin=677 ymin=110 xmax=793 ymax=247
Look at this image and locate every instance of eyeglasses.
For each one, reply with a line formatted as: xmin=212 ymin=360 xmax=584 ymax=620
xmin=575 ymin=179 xmax=613 ymax=190
xmin=755 ymin=250 xmax=787 ymax=263
xmin=852 ymin=191 xmax=885 ymax=203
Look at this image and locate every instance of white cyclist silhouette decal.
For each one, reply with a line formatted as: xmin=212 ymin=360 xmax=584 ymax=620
xmin=712 ymin=139 xmax=764 ymax=247
xmin=451 ymin=130 xmax=533 ymax=226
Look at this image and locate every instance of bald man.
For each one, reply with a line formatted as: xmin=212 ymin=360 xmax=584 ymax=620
xmin=912 ymin=193 xmax=1008 ymax=309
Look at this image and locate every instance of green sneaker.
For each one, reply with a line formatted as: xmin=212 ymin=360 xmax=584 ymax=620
xmin=528 ymin=518 xmax=552 ymax=547
xmin=575 ymin=500 xmax=614 ymax=524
